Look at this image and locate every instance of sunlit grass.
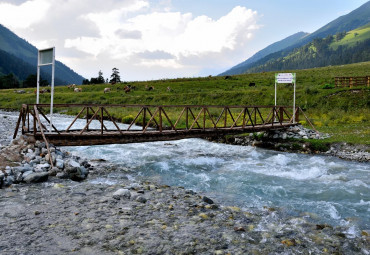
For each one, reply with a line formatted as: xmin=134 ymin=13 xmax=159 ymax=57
xmin=1 ymin=62 xmax=369 ymax=145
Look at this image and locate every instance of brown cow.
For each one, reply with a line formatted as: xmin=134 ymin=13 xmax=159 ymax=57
xmin=123 ymin=86 xmax=131 ymax=93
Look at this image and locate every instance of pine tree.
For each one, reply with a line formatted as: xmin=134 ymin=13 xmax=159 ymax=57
xmin=110 ymin=68 xmax=121 ymax=84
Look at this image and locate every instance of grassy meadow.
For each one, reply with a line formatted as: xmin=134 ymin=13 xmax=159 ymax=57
xmin=1 ymin=62 xmax=369 ymax=145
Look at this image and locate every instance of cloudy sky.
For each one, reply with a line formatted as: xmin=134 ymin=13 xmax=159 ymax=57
xmin=0 ymin=0 xmax=368 ymax=81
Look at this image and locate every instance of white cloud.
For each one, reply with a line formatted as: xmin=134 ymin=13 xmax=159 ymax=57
xmin=65 ymin=5 xmax=259 ymax=79
xmin=0 ymin=0 xmax=259 ymax=80
xmin=0 ymin=0 xmax=50 ymax=29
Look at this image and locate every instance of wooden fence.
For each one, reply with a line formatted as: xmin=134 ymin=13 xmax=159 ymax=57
xmin=335 ymin=76 xmax=370 ymax=88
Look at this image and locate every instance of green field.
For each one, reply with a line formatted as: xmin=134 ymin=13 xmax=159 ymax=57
xmin=1 ymin=62 xmax=369 ymax=145
xmin=331 ymin=23 xmax=370 ymax=50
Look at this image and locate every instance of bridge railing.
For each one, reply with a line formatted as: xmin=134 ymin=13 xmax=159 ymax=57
xmin=14 ymin=104 xmax=302 ymax=137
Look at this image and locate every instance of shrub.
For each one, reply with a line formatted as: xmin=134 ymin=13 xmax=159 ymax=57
xmin=322 ymin=84 xmax=335 ymax=89
xmin=121 ymin=115 xmax=135 ymax=124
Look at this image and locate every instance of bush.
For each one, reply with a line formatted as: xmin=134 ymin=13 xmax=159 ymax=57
xmin=308 ymin=140 xmax=330 ymax=152
xmin=121 ymin=115 xmax=135 ymax=124
xmin=322 ymin=84 xmax=335 ymax=89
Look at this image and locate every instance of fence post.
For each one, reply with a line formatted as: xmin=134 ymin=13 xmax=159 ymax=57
xmin=186 ymin=107 xmax=189 ymax=130
xmin=143 ymin=107 xmax=146 ymax=130
xmin=159 ymin=107 xmax=162 ymax=133
xmin=295 ymin=108 xmax=299 ymax=122
xmin=280 ymin=107 xmax=284 ymax=123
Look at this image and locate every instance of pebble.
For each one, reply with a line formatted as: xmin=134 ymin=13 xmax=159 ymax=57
xmin=0 ymin=111 xmax=368 ymax=254
xmin=218 ymin=124 xmax=369 ymax=162
xmin=113 ymin=188 xmax=131 ymax=200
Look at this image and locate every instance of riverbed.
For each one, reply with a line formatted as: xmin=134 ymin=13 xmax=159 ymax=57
xmin=1 ymin=110 xmax=369 ymax=254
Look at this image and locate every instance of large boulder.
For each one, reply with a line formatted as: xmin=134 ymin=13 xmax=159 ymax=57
xmin=23 ymin=172 xmax=49 ymax=183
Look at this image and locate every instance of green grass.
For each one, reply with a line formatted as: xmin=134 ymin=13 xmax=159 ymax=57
xmin=331 ymin=23 xmax=370 ymax=50
xmin=1 ymin=62 xmax=369 ymax=145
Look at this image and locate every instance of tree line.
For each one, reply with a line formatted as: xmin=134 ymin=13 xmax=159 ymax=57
xmin=0 ymin=73 xmax=48 ymax=89
xmin=0 ymin=67 xmax=122 ymax=89
xmin=82 ymin=68 xmax=121 ymax=85
xmin=246 ymin=33 xmax=370 ymax=73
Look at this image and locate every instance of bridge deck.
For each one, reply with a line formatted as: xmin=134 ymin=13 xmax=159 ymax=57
xmin=31 ymin=123 xmax=297 ymax=146
xmin=14 ymin=103 xmax=314 ymax=147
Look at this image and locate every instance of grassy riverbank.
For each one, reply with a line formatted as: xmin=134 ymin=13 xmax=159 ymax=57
xmin=0 ymin=62 xmax=369 ymax=145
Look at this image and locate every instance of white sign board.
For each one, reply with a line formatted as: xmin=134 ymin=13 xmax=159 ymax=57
xmin=275 ymin=73 xmax=296 ymax=83
xmin=37 ymin=47 xmax=55 ymax=132
xmin=39 ymin=48 xmax=54 ymax=65
xmin=274 ymin=73 xmax=297 ymax=123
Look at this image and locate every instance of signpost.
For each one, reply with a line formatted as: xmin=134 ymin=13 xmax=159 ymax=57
xmin=275 ymin=73 xmax=296 ymax=123
xmin=37 ymin=47 xmax=55 ymax=132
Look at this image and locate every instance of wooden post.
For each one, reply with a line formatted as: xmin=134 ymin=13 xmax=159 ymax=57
xmin=100 ymin=107 xmax=103 ymax=135
xmin=86 ymin=107 xmax=89 ymax=131
xmin=186 ymin=107 xmax=189 ymax=130
xmin=159 ymin=107 xmax=162 ymax=133
xmin=295 ymin=108 xmax=299 ymax=122
xmin=224 ymin=107 xmax=227 ymax=128
xmin=203 ymin=107 xmax=206 ymax=130
xmin=280 ymin=107 xmax=284 ymax=123
xmin=27 ymin=105 xmax=29 ymax=133
xmin=143 ymin=107 xmax=146 ymax=130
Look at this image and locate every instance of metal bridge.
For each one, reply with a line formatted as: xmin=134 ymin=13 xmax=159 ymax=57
xmin=14 ymin=103 xmax=315 ymax=146
xmin=14 ymin=103 xmax=317 ymax=167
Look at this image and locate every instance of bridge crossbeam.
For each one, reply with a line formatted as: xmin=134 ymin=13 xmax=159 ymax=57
xmin=14 ymin=104 xmax=308 ymax=147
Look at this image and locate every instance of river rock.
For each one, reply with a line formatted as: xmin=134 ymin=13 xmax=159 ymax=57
xmin=113 ymin=189 xmax=131 ymax=200
xmin=23 ymin=172 xmax=49 ymax=183
xmin=136 ymin=196 xmax=147 ymax=203
xmin=67 ymin=166 xmax=88 ymax=181
xmin=203 ymin=196 xmax=214 ymax=204
xmin=34 ymin=163 xmax=50 ymax=172
xmin=67 ymin=159 xmax=81 ymax=168
xmin=22 ymin=170 xmax=34 ymax=179
xmin=56 ymin=159 xmax=64 ymax=169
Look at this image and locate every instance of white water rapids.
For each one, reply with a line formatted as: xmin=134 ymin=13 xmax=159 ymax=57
xmin=4 ymin=111 xmax=370 ymax=233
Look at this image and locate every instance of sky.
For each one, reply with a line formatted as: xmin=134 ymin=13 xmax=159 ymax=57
xmin=0 ymin=0 xmax=368 ymax=81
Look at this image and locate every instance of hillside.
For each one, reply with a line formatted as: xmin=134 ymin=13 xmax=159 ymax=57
xmin=0 ymin=24 xmax=85 ymax=85
xmin=0 ymin=62 xmax=369 ymax=145
xmin=222 ymin=1 xmax=370 ymax=75
xmin=245 ymin=25 xmax=370 ymax=73
xmin=220 ymin=32 xmax=308 ymax=76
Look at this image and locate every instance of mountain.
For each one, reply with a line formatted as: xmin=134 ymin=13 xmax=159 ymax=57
xmin=220 ymin=32 xmax=308 ymax=76
xmin=245 ymin=24 xmax=370 ymax=73
xmin=0 ymin=24 xmax=85 ymax=85
xmin=221 ymin=1 xmax=370 ymax=75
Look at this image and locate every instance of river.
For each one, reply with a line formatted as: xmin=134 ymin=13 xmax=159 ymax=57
xmin=42 ymin=114 xmax=369 ymax=234
xmin=2 ymin=111 xmax=370 ymax=234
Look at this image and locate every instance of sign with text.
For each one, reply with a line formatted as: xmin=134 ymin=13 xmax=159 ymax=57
xmin=275 ymin=73 xmax=296 ymax=83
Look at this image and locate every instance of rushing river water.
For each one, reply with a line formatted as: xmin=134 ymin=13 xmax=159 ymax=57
xmin=4 ymin=112 xmax=369 ymax=233
xmin=45 ymin=115 xmax=369 ymax=233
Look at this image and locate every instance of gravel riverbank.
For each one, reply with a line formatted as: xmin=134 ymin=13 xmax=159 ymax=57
xmin=1 ymin=110 xmax=369 ymax=254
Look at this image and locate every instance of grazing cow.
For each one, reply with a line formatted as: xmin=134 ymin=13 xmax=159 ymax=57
xmin=68 ymin=84 xmax=76 ymax=89
xmin=123 ymin=86 xmax=131 ymax=93
xmin=167 ymin=86 xmax=171 ymax=92
xmin=104 ymin=87 xmax=111 ymax=93
xmin=74 ymin=88 xmax=82 ymax=92
xmin=147 ymin=86 xmax=154 ymax=91
xmin=248 ymin=82 xmax=256 ymax=87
